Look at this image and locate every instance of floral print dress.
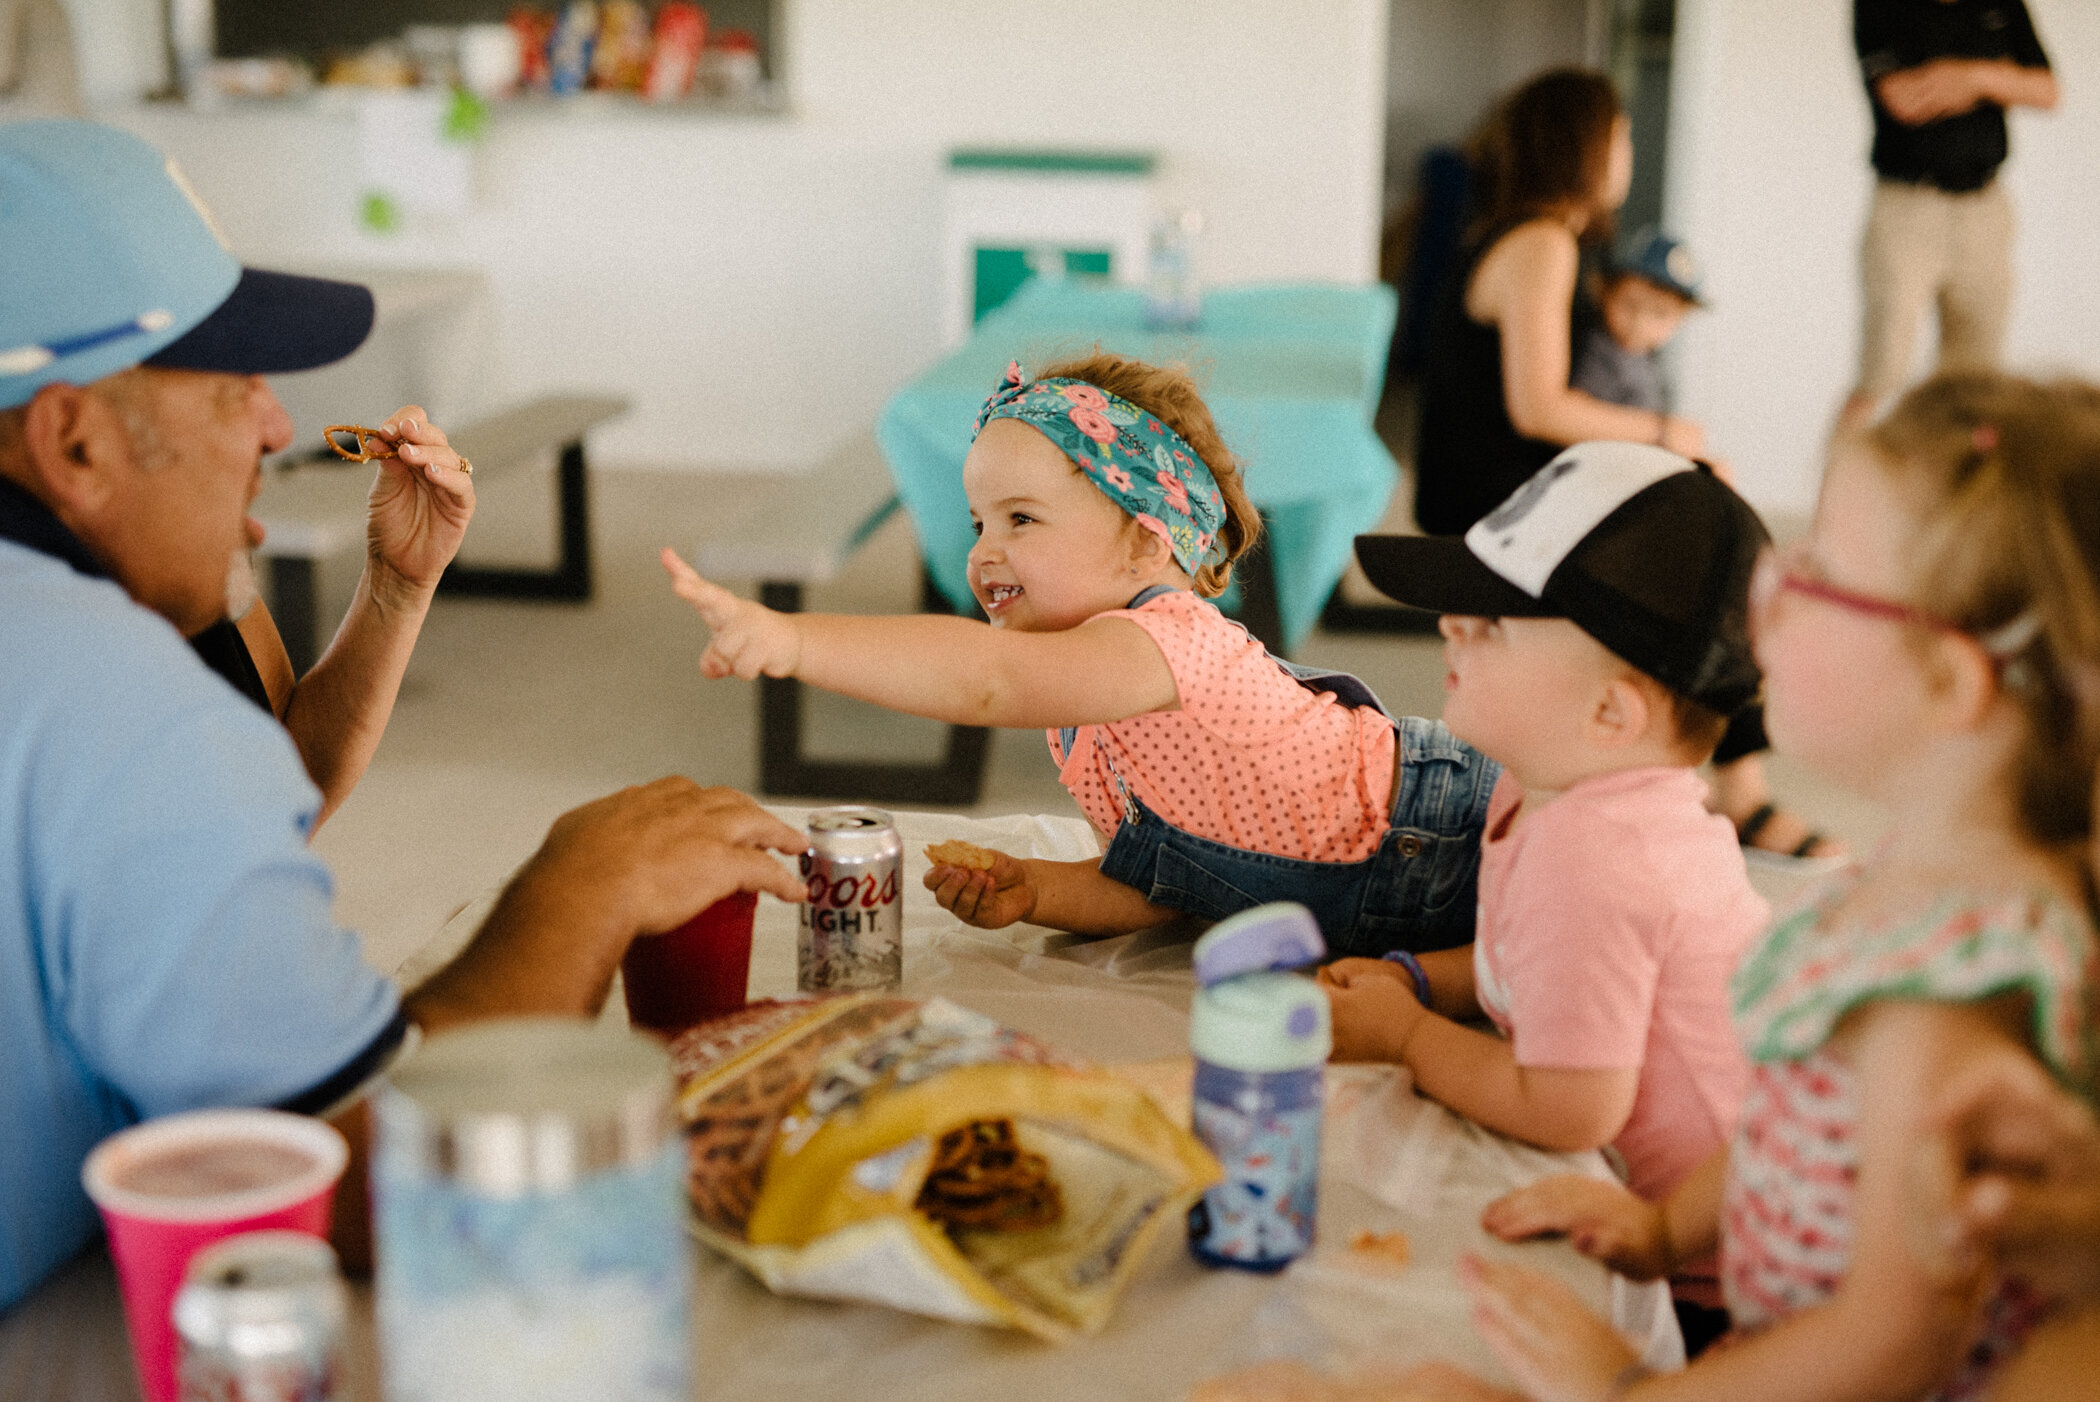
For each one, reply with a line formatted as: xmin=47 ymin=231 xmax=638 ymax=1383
xmin=1723 ymin=873 xmax=2097 ymax=1400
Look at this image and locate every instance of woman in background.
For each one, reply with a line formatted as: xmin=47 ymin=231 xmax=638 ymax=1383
xmin=1412 ymin=68 xmax=1703 ymax=536
xmin=1412 ymin=68 xmax=1830 ymax=861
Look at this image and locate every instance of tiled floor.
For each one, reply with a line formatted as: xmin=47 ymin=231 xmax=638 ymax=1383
xmin=311 ymin=460 xmax=1882 ymax=976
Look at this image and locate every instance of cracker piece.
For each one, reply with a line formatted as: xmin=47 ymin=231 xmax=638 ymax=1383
xmin=924 ymin=839 xmax=1000 ymax=871
xmin=1347 ymin=1228 xmax=1411 ymax=1269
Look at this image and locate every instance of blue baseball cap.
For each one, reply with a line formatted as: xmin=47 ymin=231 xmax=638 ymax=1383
xmin=1610 ymin=230 xmax=1706 ymax=307
xmin=0 ymin=120 xmax=373 ymax=411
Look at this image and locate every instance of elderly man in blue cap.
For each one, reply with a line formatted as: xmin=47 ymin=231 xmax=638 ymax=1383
xmin=2 ymin=120 xmax=463 ymax=829
xmin=0 ymin=119 xmax=806 ymax=1313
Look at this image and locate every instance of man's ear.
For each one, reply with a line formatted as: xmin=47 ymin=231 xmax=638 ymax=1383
xmin=14 ymin=381 xmax=127 ymax=520
xmin=1588 ymin=673 xmax=1654 ymax=752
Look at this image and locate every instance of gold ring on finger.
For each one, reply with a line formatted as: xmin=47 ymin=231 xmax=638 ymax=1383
xmin=455 ymin=456 xmax=473 ymax=476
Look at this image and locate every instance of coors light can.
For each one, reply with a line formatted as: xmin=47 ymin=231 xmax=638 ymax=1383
xmin=174 ymin=1230 xmax=345 ymax=1402
xmin=799 ymin=806 xmax=903 ymax=993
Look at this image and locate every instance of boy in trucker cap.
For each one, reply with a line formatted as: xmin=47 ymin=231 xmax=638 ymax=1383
xmin=1321 ymin=442 xmax=1770 ymax=1340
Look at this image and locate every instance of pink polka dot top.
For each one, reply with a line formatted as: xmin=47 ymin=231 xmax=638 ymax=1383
xmin=1048 ymin=591 xmax=1398 ymax=862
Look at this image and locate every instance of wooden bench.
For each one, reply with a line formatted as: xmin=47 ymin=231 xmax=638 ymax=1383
xmin=252 ymin=393 xmax=628 ymax=672
xmin=694 ymin=431 xmax=993 ymax=807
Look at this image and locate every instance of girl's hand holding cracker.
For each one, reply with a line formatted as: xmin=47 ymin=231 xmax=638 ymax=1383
xmin=1481 ymin=1175 xmax=1673 ymax=1281
xmin=1318 ymin=958 xmax=1428 ymax=1063
xmin=924 ymin=842 xmax=1037 ymax=929
xmin=661 ymin=549 xmax=803 ymax=680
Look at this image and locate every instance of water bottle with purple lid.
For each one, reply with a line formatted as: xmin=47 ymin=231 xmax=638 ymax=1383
xmin=1186 ymin=903 xmax=1330 ymax=1272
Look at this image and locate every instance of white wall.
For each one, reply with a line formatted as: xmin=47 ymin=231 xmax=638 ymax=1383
xmin=95 ymin=0 xmax=1389 ymax=472
xmin=1383 ymin=0 xmax=1590 ymax=208
xmin=55 ymin=0 xmax=158 ymax=106
xmin=1668 ymin=0 xmax=2094 ymax=517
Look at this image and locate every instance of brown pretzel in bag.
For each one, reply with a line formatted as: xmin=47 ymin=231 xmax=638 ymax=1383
xmin=916 ymin=1118 xmax=1063 ymax=1233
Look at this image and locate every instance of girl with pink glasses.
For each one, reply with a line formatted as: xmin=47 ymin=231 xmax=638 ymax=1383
xmin=1453 ymin=371 xmax=2100 ymax=1402
xmin=1197 ymin=371 xmax=2100 ymax=1402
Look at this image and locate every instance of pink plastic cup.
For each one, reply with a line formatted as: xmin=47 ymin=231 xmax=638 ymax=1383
xmin=623 ymin=890 xmax=759 ymax=1037
xmin=81 ymin=1108 xmax=348 ymax=1402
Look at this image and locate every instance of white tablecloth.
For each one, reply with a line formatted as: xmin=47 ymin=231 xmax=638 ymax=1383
xmin=1 ymin=807 xmax=1681 ymax=1402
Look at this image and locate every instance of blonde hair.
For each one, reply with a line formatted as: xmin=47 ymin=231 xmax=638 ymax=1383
xmin=1866 ymin=371 xmax=2100 ymax=848
xmin=1033 ymin=351 xmax=1261 ymax=597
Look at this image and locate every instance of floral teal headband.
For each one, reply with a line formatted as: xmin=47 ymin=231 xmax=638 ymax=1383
xmin=974 ymin=361 xmax=1228 ymax=575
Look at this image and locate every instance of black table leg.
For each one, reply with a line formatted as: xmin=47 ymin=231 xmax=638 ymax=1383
xmin=439 ymin=437 xmax=595 ymax=601
xmin=269 ymin=556 xmax=321 ymax=676
xmin=755 ymin=574 xmax=992 ymax=805
xmin=1229 ymin=510 xmax=1287 ymax=656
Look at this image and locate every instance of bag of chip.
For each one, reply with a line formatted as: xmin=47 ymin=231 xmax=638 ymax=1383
xmin=669 ymin=995 xmax=1219 ymax=1340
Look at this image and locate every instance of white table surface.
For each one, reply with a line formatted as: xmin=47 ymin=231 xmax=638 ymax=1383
xmin=2 ymin=807 xmax=1681 ymax=1402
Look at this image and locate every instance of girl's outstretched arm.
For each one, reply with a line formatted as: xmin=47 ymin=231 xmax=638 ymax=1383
xmin=1466 ymin=998 xmax=2024 ymax=1402
xmin=663 ymin=550 xmax=1179 ymax=728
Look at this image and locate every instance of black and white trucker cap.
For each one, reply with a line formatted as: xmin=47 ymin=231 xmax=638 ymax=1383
xmin=1355 ymin=441 xmax=1770 ymax=714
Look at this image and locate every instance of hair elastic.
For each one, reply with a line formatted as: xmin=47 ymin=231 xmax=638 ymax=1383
xmin=1381 ymin=949 xmax=1433 ymax=1007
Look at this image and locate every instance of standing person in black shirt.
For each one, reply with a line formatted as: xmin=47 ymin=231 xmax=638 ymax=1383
xmin=1841 ymin=0 xmax=2057 ymax=430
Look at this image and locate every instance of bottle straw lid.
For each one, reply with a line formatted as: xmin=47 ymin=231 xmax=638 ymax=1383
xmin=1192 ymin=903 xmax=1325 ymax=988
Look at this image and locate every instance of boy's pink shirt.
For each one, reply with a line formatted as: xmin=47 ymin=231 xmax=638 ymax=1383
xmin=1474 ymin=766 xmax=1767 ymax=1202
xmin=1049 ymin=591 xmax=1398 ymax=861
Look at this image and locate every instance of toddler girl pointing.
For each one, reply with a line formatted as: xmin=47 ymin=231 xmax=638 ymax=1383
xmin=665 ymin=353 xmax=1498 ymax=955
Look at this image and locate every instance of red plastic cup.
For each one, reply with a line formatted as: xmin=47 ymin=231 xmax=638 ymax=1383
xmin=81 ymin=1108 xmax=347 ymax=1402
xmin=622 ymin=890 xmax=759 ymax=1036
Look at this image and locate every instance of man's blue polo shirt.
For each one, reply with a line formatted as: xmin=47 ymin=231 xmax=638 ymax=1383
xmin=0 ymin=523 xmax=403 ymax=1311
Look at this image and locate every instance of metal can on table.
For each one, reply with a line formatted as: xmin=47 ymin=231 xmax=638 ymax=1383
xmin=798 ymin=806 xmax=903 ymax=993
xmin=174 ymin=1230 xmax=345 ymax=1402
xmin=373 ymin=1019 xmax=689 ymax=1402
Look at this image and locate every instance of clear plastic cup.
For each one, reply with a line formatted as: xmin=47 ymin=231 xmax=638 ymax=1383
xmin=622 ymin=890 xmax=758 ymax=1036
xmin=81 ymin=1108 xmax=348 ymax=1402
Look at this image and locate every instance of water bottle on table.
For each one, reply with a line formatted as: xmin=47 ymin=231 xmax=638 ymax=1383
xmin=1145 ymin=208 xmax=1206 ymax=331
xmin=1186 ymin=902 xmax=1330 ymax=1271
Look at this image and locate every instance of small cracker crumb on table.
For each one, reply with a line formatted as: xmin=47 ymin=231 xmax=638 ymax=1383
xmin=1345 ymin=1229 xmax=1411 ymax=1271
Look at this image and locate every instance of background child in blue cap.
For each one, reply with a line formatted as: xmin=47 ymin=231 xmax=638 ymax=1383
xmin=1571 ymin=230 xmax=1705 ymax=423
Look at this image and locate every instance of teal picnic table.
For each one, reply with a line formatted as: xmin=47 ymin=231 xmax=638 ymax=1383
xmin=877 ymin=278 xmax=1400 ymax=653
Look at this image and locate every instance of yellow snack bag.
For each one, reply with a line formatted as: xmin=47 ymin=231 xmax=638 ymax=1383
xmin=671 ymin=996 xmax=1219 ymax=1339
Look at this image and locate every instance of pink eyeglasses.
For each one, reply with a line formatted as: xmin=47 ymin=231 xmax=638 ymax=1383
xmin=1750 ymin=546 xmax=2040 ymax=662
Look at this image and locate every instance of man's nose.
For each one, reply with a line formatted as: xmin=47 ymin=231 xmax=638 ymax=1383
xmin=250 ymin=377 xmax=295 ymax=455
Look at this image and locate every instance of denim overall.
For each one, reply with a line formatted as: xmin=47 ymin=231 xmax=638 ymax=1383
xmin=1063 ymin=587 xmax=1501 ymax=957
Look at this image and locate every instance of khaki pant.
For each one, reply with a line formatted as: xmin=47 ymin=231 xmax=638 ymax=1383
xmin=1857 ymin=178 xmax=2015 ymax=399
